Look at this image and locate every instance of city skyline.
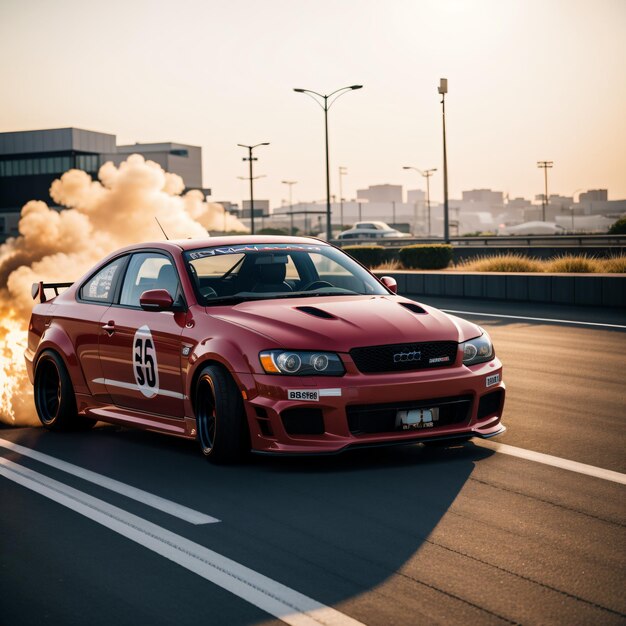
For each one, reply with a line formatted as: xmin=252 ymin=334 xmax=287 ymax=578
xmin=1 ymin=0 xmax=625 ymax=209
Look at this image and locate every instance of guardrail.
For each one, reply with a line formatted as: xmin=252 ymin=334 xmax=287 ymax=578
xmin=332 ymin=234 xmax=626 ymax=248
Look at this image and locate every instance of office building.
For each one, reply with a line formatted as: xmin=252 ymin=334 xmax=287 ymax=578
xmin=0 ymin=127 xmax=207 ymax=239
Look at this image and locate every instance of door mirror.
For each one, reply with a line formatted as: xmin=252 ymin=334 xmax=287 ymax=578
xmin=139 ymin=289 xmax=174 ymax=311
xmin=380 ymin=276 xmax=398 ymax=294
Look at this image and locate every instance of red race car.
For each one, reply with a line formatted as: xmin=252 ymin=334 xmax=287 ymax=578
xmin=26 ymin=236 xmax=505 ymax=462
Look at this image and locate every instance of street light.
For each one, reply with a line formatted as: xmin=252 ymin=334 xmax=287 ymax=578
xmin=282 ymin=180 xmax=297 ymax=234
xmin=403 ymin=166 xmax=437 ymax=236
xmin=438 ymin=78 xmax=450 ymax=243
xmin=237 ymin=142 xmax=270 ymax=234
xmin=293 ymin=85 xmax=363 ymax=240
xmin=537 ymin=160 xmax=554 ymax=222
xmin=338 ymin=166 xmax=347 ymax=230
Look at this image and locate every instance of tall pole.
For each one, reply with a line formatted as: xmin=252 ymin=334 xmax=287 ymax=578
xmin=282 ymin=180 xmax=297 ymax=235
xmin=323 ymin=98 xmax=331 ymax=239
xmin=537 ymin=161 xmax=554 ymax=222
xmin=293 ymin=85 xmax=363 ymax=241
xmin=439 ymin=78 xmax=450 ymax=243
xmin=248 ymin=147 xmax=254 ymax=234
xmin=425 ymin=173 xmax=431 ymax=237
xmin=238 ymin=142 xmax=269 ymax=235
xmin=403 ymin=166 xmax=436 ymax=236
xmin=338 ymin=166 xmax=347 ymax=230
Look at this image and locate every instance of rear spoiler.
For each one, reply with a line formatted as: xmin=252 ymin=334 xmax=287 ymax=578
xmin=31 ymin=281 xmax=74 ymax=303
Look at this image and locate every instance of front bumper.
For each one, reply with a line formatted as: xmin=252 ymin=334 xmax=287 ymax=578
xmin=243 ymin=357 xmax=506 ymax=454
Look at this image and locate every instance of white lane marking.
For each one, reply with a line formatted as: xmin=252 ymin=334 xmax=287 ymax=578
xmin=93 ymin=377 xmax=186 ymax=399
xmin=0 ymin=458 xmax=364 ymax=626
xmin=476 ymin=440 xmax=626 ymax=485
xmin=440 ymin=309 xmax=626 ymax=330
xmin=0 ymin=437 xmax=217 ymax=525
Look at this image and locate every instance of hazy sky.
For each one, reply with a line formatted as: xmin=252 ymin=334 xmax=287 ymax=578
xmin=1 ymin=0 xmax=625 ymax=208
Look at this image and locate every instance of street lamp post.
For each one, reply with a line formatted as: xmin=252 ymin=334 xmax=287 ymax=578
xmin=238 ymin=142 xmax=269 ymax=235
xmin=438 ymin=78 xmax=450 ymax=243
xmin=338 ymin=166 xmax=347 ymax=230
xmin=282 ymin=180 xmax=297 ymax=234
xmin=403 ymin=166 xmax=437 ymax=236
xmin=293 ymin=85 xmax=362 ymax=240
xmin=537 ymin=161 xmax=554 ymax=222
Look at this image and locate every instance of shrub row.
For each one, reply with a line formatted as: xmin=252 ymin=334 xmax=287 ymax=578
xmin=343 ymin=244 xmax=453 ymax=270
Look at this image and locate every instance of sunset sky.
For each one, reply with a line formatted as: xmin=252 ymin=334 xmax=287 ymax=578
xmin=1 ymin=0 xmax=625 ymax=207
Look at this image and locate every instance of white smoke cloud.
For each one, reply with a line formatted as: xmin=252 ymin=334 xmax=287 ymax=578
xmin=0 ymin=154 xmax=247 ymax=425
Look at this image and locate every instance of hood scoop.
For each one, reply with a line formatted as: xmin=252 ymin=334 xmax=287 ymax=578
xmin=295 ymin=306 xmax=336 ymax=320
xmin=399 ymin=302 xmax=427 ymax=314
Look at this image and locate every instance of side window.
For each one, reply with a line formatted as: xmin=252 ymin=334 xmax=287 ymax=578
xmin=79 ymin=257 xmax=126 ymax=303
xmin=120 ymin=253 xmax=180 ymax=307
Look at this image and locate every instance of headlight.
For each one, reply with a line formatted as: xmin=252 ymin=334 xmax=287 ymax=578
xmin=259 ymin=350 xmax=345 ymax=376
xmin=461 ymin=332 xmax=494 ymax=366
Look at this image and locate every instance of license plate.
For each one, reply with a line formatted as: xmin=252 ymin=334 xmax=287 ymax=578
xmin=288 ymin=389 xmax=319 ymax=401
xmin=396 ymin=408 xmax=439 ymax=430
xmin=486 ymin=373 xmax=500 ymax=387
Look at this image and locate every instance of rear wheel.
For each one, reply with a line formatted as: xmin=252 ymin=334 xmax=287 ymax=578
xmin=34 ymin=350 xmax=95 ymax=431
xmin=195 ymin=364 xmax=249 ymax=463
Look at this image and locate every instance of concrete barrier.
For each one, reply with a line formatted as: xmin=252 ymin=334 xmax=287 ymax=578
xmin=373 ymin=271 xmax=626 ymax=309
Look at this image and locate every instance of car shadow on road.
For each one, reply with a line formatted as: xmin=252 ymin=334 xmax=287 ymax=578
xmin=6 ymin=425 xmax=497 ymax=622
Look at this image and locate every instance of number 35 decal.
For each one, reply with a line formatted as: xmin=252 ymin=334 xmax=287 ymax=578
xmin=133 ymin=325 xmax=159 ymax=398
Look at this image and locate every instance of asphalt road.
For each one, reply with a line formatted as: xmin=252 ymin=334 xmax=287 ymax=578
xmin=1 ymin=299 xmax=625 ymax=625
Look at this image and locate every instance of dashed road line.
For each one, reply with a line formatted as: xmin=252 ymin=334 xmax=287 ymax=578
xmin=0 ymin=457 xmax=364 ymax=626
xmin=0 ymin=437 xmax=218 ymax=525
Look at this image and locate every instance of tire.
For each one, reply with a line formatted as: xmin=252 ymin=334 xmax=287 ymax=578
xmin=34 ymin=350 xmax=95 ymax=431
xmin=195 ymin=364 xmax=249 ymax=463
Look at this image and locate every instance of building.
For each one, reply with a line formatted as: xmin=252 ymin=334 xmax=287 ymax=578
xmin=406 ymin=189 xmax=426 ymax=204
xmin=0 ymin=127 xmax=207 ymax=240
xmin=579 ymin=189 xmax=608 ymax=202
xmin=462 ymin=189 xmax=504 ymax=204
xmin=108 ymin=142 xmax=203 ymax=189
xmin=356 ymin=184 xmax=403 ymax=204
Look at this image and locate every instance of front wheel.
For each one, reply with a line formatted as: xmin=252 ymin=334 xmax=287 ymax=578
xmin=34 ymin=350 xmax=95 ymax=431
xmin=195 ymin=365 xmax=249 ymax=463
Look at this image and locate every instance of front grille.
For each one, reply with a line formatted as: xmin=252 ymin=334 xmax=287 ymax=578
xmin=477 ymin=389 xmax=503 ymax=420
xmin=281 ymin=408 xmax=325 ymax=435
xmin=350 ymin=341 xmax=458 ymax=373
xmin=347 ymin=395 xmax=472 ymax=435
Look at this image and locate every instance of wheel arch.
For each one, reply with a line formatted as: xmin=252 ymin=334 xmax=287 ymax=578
xmin=34 ymin=325 xmax=87 ymax=394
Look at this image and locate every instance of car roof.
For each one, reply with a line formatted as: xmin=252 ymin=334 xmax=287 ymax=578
xmin=113 ymin=235 xmax=329 ymax=255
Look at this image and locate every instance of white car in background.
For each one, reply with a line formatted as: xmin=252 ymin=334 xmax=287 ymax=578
xmin=501 ymin=221 xmax=566 ymax=236
xmin=337 ymin=221 xmax=412 ymax=240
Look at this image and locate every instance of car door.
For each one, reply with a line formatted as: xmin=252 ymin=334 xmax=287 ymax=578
xmin=99 ymin=251 xmax=186 ymax=418
xmin=69 ymin=254 xmax=129 ymax=404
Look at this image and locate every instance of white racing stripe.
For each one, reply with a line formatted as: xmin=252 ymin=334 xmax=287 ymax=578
xmin=476 ymin=440 xmax=626 ymax=485
xmin=92 ymin=378 xmax=186 ymax=399
xmin=0 ymin=437 xmax=218 ymax=525
xmin=441 ymin=309 xmax=626 ymax=330
xmin=0 ymin=457 xmax=364 ymax=626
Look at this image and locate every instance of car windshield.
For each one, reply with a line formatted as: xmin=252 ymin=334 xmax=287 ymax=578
xmin=184 ymin=243 xmax=389 ymax=305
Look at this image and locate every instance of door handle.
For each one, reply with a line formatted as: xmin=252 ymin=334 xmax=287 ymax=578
xmin=102 ymin=321 xmax=115 ymax=335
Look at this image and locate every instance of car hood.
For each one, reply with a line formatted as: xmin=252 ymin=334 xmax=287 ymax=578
xmin=210 ymin=295 xmax=481 ymax=351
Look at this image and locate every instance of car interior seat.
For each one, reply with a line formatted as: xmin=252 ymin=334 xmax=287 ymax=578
xmin=250 ymin=258 xmax=293 ymax=293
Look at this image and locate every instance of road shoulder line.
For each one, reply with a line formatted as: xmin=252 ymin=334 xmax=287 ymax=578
xmin=0 ymin=436 xmax=218 ymax=525
xmin=476 ymin=440 xmax=626 ymax=485
xmin=441 ymin=309 xmax=626 ymax=329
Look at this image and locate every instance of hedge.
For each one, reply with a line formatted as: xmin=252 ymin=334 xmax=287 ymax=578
xmin=342 ymin=245 xmax=388 ymax=268
xmin=608 ymin=216 xmax=626 ymax=235
xmin=399 ymin=244 xmax=453 ymax=269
